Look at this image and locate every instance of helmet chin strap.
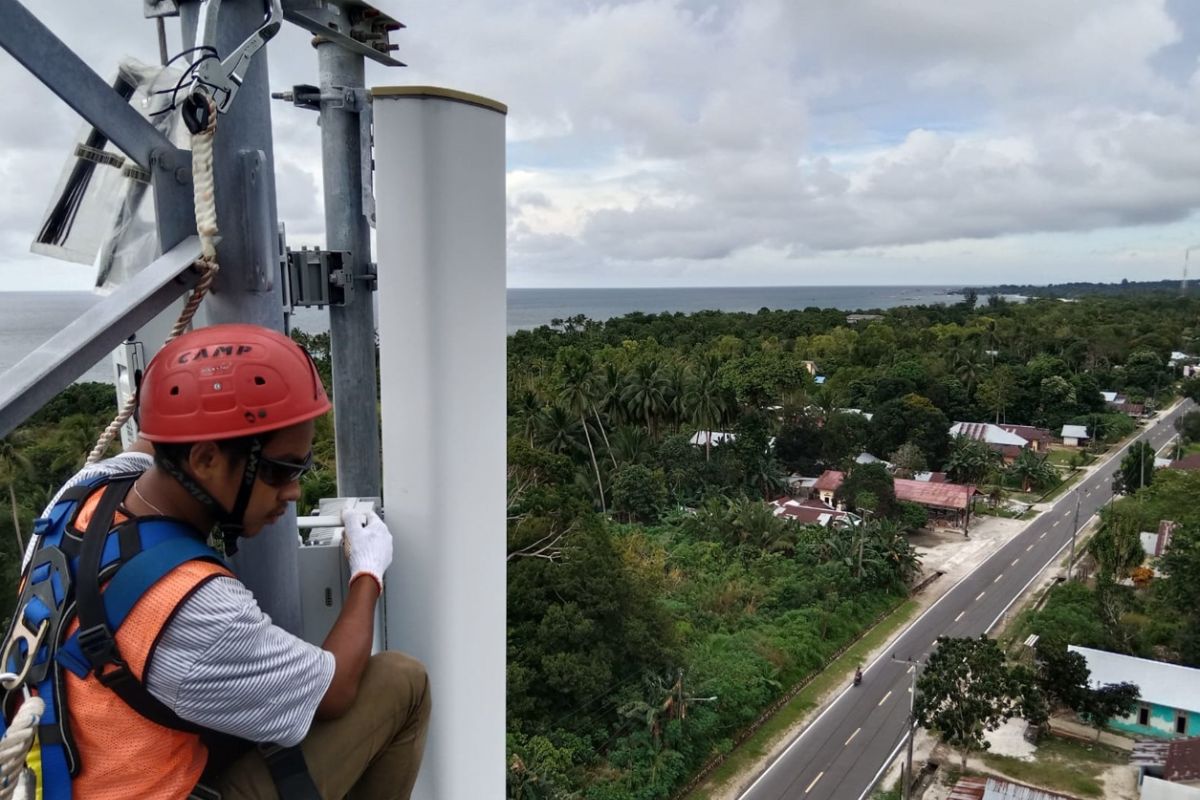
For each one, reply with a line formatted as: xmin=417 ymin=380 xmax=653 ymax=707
xmin=153 ymin=438 xmax=263 ymax=557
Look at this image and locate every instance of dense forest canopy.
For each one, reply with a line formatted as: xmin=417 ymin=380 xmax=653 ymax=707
xmin=503 ymin=292 xmax=1200 ymax=798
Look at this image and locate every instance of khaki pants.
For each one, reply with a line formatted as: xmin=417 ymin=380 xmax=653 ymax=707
xmin=214 ymin=651 xmax=431 ymax=800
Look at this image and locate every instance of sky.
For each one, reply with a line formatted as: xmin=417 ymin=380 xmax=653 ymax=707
xmin=3 ymin=0 xmax=1200 ymax=289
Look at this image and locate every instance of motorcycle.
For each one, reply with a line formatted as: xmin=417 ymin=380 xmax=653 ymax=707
xmin=853 ymin=668 xmax=863 ymax=687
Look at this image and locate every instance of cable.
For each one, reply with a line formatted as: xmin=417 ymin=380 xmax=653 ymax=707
xmin=87 ymin=95 xmax=221 ymax=465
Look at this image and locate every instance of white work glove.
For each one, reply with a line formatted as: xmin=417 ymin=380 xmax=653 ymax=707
xmin=341 ymin=508 xmax=393 ymax=592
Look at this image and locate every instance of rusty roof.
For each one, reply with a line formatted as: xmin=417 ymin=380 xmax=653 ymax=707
xmin=813 ymin=470 xmax=845 ymax=492
xmin=1170 ymin=453 xmax=1200 ymax=470
xmin=1166 ymin=737 xmax=1200 ymax=782
xmin=894 ymin=478 xmax=978 ymax=510
xmin=948 ymin=777 xmax=1079 ymax=800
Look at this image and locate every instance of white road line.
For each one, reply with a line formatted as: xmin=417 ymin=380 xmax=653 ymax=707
xmin=994 ymin=574 xmax=1003 ymax=583
xmin=878 ymin=690 xmax=892 ymax=706
xmin=1026 ymin=544 xmax=1034 ymax=551
xmin=845 ymin=728 xmax=860 ymax=746
xmin=907 ymin=665 xmax=915 ymax=673
xmin=1053 ymin=520 xmax=1060 ymax=527
xmin=1040 ymin=532 xmax=1047 ymax=538
xmin=806 ymin=772 xmax=824 ymax=794
xmin=954 ymin=611 xmax=965 ymax=622
xmin=1012 ymin=558 xmax=1020 ymax=566
xmin=858 ymin=737 xmax=908 ymax=800
xmin=975 ymin=591 xmax=986 ymax=601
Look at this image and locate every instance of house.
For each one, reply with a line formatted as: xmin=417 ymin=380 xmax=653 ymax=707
xmin=1169 ymin=454 xmax=1200 ymax=471
xmin=769 ymin=497 xmax=853 ymax=528
xmin=689 ymin=431 xmax=736 ymax=448
xmin=1103 ymin=391 xmax=1147 ymax=418
xmin=946 ymin=776 xmax=1078 ymax=800
xmin=846 ymin=313 xmax=883 ymax=324
xmin=812 ymin=469 xmax=979 ymax=529
xmin=998 ymin=424 xmax=1052 ymax=452
xmin=1140 ymin=520 xmax=1177 ymax=561
xmin=1061 ymin=424 xmax=1090 ymax=447
xmin=912 ymin=471 xmax=948 ymax=483
xmin=839 ymin=407 xmax=874 ymax=421
xmin=814 ymin=375 xmax=827 ymax=385
xmin=1169 ymin=351 xmax=1196 ymax=368
xmin=787 ymin=474 xmax=819 ymax=498
xmin=855 ymin=452 xmax=889 ymax=466
xmin=950 ymin=421 xmax=1036 ymax=461
xmin=800 ymin=360 xmax=818 ymax=376
xmin=1069 ymin=646 xmax=1200 ymax=739
xmin=1130 ymin=738 xmax=1200 ymax=798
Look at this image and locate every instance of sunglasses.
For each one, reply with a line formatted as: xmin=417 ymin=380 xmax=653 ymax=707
xmin=257 ymin=451 xmax=314 ymax=487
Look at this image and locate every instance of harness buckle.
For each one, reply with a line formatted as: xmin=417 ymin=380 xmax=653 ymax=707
xmin=76 ymin=624 xmax=121 ymax=671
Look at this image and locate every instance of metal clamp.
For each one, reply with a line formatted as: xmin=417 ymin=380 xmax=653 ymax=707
xmin=185 ymin=0 xmax=284 ymax=127
xmin=0 ymin=618 xmax=49 ymax=691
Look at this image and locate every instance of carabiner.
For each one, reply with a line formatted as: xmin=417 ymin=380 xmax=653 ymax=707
xmin=0 ymin=618 xmax=49 ymax=693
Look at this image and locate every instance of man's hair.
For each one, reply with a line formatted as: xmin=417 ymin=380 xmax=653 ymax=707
xmin=153 ymin=432 xmax=274 ymax=470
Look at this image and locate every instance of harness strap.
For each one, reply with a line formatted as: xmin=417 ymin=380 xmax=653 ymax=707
xmin=258 ymin=743 xmax=322 ymax=800
xmin=71 ymin=479 xmax=205 ymax=734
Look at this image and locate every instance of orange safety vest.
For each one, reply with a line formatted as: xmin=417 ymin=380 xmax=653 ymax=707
xmin=64 ymin=488 xmax=232 ymax=799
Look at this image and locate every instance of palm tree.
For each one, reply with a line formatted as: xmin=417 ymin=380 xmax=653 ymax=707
xmin=622 ymin=360 xmax=669 ymax=440
xmin=512 ymin=387 xmax=542 ymax=447
xmin=0 ymin=431 xmax=32 ymax=553
xmin=535 ymin=405 xmax=582 ymax=458
xmin=559 ymin=353 xmax=608 ymax=512
xmin=1008 ymin=448 xmax=1056 ymax=493
xmin=685 ymin=356 xmax=725 ymax=461
xmin=611 ymin=425 xmax=653 ymax=466
xmin=662 ymin=362 xmax=689 ymax=435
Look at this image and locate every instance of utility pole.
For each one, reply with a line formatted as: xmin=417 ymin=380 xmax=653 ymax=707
xmin=179 ymin=0 xmax=302 ymax=634
xmin=892 ymin=654 xmax=922 ymax=800
xmin=855 ymin=508 xmax=873 ymax=578
xmin=1068 ymin=489 xmax=1081 ymax=580
xmin=316 ymin=38 xmax=383 ymax=501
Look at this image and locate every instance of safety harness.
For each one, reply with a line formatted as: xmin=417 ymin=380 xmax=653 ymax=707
xmin=0 ymin=473 xmax=319 ymax=799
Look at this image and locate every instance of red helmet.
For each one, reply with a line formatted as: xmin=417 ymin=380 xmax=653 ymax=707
xmin=138 ymin=323 xmax=331 ymax=443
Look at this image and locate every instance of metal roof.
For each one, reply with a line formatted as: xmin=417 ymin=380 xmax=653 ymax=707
xmin=951 ymin=422 xmax=1029 ymax=447
xmin=1061 ymin=424 xmax=1090 ymax=439
xmin=894 ymin=477 xmax=977 ymax=510
xmin=948 ymin=777 xmax=1077 ymax=800
xmin=1069 ymin=646 xmax=1200 ymax=713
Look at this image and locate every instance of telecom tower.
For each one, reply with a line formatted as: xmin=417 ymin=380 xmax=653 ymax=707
xmin=0 ymin=2 xmax=505 ymax=796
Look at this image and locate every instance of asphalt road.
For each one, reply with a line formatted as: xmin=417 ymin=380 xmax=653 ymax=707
xmin=739 ymin=399 xmax=1193 ymax=800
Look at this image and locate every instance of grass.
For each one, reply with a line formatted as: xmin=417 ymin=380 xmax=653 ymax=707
xmin=1038 ymin=470 xmax=1083 ymax=503
xmin=980 ymin=735 xmax=1126 ymax=798
xmin=686 ymin=598 xmax=922 ymax=799
xmin=1044 ymin=447 xmax=1090 ymax=468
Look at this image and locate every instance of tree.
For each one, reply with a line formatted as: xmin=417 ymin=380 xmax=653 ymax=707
xmin=821 ymin=411 xmax=873 ymax=465
xmin=977 ymin=367 xmax=1017 ymax=424
xmin=1175 ymin=410 xmax=1200 ymax=445
xmin=915 ymin=635 xmax=1032 ymax=769
xmin=611 ymin=465 xmax=668 ymax=524
xmin=558 ymin=349 xmax=608 ymax=512
xmin=870 ymin=394 xmax=951 ymax=466
xmin=1035 ymin=646 xmax=1092 ymax=714
xmin=1080 ymin=681 xmax=1140 ymax=740
xmin=1115 ymin=441 xmax=1155 ymax=495
xmin=0 ymin=431 xmax=32 ymax=553
xmin=1088 ymin=522 xmax=1145 ymax=583
xmin=1123 ymin=349 xmax=1166 ymax=396
xmin=835 ymin=462 xmax=898 ymax=518
xmin=685 ymin=356 xmax=727 ymax=461
xmin=622 ymin=360 xmax=670 ymax=440
xmin=888 ymin=442 xmax=927 ymax=479
xmin=1007 ymin=449 xmax=1057 ymax=493
xmin=944 ymin=435 xmax=999 ymax=485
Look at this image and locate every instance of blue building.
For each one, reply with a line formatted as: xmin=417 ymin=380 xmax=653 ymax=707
xmin=1070 ymin=646 xmax=1200 ymax=739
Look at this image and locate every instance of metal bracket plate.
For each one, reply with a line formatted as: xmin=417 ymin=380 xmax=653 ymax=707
xmin=281 ymin=0 xmax=406 ymax=67
xmin=285 ymin=247 xmax=353 ymax=307
xmin=239 ymin=149 xmax=276 ymax=292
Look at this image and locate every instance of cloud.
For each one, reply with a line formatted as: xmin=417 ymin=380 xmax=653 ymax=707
xmin=2 ymin=0 xmax=1199 ymax=289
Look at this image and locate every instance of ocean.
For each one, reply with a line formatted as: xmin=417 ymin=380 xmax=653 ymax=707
xmin=0 ymin=285 xmax=965 ymax=383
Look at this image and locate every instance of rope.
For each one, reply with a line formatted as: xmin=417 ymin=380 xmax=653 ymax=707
xmin=87 ymin=97 xmax=221 ymax=466
xmin=0 ymin=673 xmax=43 ymax=800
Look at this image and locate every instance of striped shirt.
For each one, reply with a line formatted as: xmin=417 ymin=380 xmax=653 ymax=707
xmin=33 ymin=453 xmax=335 ymax=747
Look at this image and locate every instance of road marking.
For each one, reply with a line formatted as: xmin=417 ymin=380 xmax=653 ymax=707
xmin=1040 ymin=532 xmax=1047 ymax=539
xmin=954 ymin=611 xmax=965 ymax=622
xmin=908 ymin=665 xmax=915 ymax=673
xmin=878 ymin=690 xmax=892 ymax=706
xmin=845 ymin=728 xmax=860 ymax=746
xmin=994 ymin=574 xmax=1003 ymax=583
xmin=1053 ymin=520 xmax=1060 ymax=527
xmin=806 ymin=771 xmax=824 ymax=794
xmin=975 ymin=591 xmax=986 ymax=601
xmin=1012 ymin=558 xmax=1020 ymax=566
xmin=1027 ymin=544 xmax=1034 ymax=551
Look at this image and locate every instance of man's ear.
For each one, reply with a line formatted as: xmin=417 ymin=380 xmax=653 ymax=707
xmin=187 ymin=441 xmax=223 ymax=481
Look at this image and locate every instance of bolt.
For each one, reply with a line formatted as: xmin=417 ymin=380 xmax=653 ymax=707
xmin=214 ymin=382 xmax=223 ymax=390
